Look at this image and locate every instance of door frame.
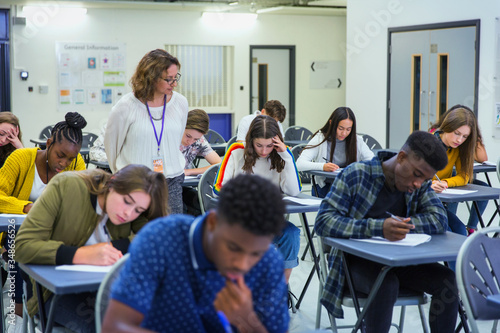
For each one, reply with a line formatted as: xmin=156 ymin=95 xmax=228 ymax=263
xmin=386 ymin=19 xmax=480 ymax=147
xmin=0 ymin=8 xmax=10 ymax=112
xmin=249 ymin=45 xmax=296 ymax=125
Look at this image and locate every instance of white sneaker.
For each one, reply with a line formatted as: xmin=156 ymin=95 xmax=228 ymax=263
xmin=5 ymin=314 xmax=23 ymax=333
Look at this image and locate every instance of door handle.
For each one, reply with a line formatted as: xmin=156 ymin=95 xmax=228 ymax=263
xmin=428 ymin=91 xmax=435 ymax=116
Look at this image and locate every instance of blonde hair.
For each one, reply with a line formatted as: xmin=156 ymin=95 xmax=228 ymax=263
xmin=0 ymin=112 xmax=22 ymax=165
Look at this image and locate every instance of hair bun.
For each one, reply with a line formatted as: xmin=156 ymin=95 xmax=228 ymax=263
xmin=65 ymin=112 xmax=87 ymax=130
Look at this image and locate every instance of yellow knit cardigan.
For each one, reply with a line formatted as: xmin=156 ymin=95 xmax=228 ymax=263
xmin=0 ymin=147 xmax=86 ymax=214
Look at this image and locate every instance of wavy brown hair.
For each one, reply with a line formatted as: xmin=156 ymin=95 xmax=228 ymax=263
xmin=0 ymin=112 xmax=22 ymax=166
xmin=306 ymin=107 xmax=358 ymax=165
xmin=433 ymin=107 xmax=477 ymax=182
xmin=243 ymin=115 xmax=285 ymax=173
xmin=131 ymin=49 xmax=180 ymax=102
xmin=77 ymin=164 xmax=169 ymax=219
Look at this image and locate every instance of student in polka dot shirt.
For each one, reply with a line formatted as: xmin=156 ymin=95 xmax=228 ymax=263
xmin=103 ymin=174 xmax=289 ymax=333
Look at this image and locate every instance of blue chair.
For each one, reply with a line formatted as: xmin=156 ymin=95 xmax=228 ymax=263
xmin=198 ymin=163 xmax=220 ymax=214
xmin=359 ymin=133 xmax=382 ymax=150
xmin=95 ymin=254 xmax=130 ymax=333
xmin=457 ymin=226 xmax=500 ymax=332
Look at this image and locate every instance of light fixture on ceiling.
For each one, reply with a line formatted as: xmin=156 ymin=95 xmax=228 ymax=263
xmin=201 ymin=12 xmax=257 ymax=29
xmin=256 ymin=6 xmax=284 ymax=14
xmin=22 ymin=5 xmax=87 ymax=15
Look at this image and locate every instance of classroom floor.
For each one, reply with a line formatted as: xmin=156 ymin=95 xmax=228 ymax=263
xmin=4 ymin=180 xmax=498 ymax=332
xmin=287 ymin=183 xmax=498 ymax=332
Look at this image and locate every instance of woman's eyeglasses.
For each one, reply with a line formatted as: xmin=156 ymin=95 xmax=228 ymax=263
xmin=162 ymin=73 xmax=181 ymax=85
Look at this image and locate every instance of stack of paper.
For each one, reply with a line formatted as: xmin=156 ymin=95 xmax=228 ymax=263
xmin=351 ymin=234 xmax=431 ymax=246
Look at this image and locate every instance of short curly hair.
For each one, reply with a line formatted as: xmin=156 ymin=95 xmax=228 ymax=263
xmin=217 ymin=174 xmax=286 ymax=236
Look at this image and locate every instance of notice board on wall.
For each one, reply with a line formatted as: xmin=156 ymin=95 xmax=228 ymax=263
xmin=55 ymin=42 xmax=127 ymax=112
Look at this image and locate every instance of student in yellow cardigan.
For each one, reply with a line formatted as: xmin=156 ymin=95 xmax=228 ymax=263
xmin=0 ymin=112 xmax=87 ymax=215
xmin=429 ymin=106 xmax=481 ymax=236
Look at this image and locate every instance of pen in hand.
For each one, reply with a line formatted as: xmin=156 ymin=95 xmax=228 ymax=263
xmin=103 ymin=224 xmax=112 ymax=245
xmin=385 ymin=211 xmax=413 ymax=225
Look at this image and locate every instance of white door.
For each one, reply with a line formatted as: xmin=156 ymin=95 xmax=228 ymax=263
xmin=251 ymin=48 xmax=291 ymax=129
xmin=388 ymin=25 xmax=477 ymax=148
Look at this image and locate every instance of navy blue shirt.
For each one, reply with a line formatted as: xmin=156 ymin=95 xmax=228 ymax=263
xmin=111 ymin=214 xmax=289 ymax=332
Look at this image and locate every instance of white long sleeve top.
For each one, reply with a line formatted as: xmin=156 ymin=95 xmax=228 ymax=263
xmin=296 ymin=133 xmax=374 ymax=187
xmin=215 ymin=143 xmax=301 ymax=196
xmin=104 ymin=92 xmax=188 ymax=178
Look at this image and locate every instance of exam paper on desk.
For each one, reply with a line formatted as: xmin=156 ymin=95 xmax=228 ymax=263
xmin=283 ymin=196 xmax=322 ymax=205
xmin=56 ymin=265 xmax=112 ymax=273
xmin=351 ymin=234 xmax=431 ymax=246
xmin=441 ymin=189 xmax=477 ymax=195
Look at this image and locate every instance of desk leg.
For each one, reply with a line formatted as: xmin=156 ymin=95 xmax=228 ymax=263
xmin=340 ymin=252 xmax=392 ymax=333
xmin=45 ymin=295 xmax=59 ymax=333
xmin=35 ymin=282 xmax=46 ymax=332
xmin=480 ymin=173 xmax=500 ymax=228
xmin=472 ymin=201 xmax=486 ymax=229
xmin=299 ymin=213 xmax=321 ymax=279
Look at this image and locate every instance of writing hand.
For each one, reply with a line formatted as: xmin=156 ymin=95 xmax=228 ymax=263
xmin=431 ymin=180 xmax=448 ymax=193
xmin=73 ymin=243 xmax=123 ymax=266
xmin=272 ymin=135 xmax=286 ymax=153
xmin=383 ymin=216 xmax=414 ymax=241
xmin=323 ymin=162 xmax=339 ymax=172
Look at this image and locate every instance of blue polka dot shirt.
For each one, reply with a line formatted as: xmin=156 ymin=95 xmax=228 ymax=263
xmin=111 ymin=214 xmax=289 ymax=332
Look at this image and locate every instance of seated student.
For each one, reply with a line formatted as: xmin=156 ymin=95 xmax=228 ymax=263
xmin=103 ymin=174 xmax=289 ymax=333
xmin=0 ymin=112 xmax=87 ymax=325
xmin=296 ymin=107 xmax=374 ymax=198
xmin=315 ymin=131 xmax=458 ymax=333
xmin=181 ymin=109 xmax=222 ymax=176
xmin=236 ymin=99 xmax=286 ymax=142
xmin=429 ymin=106 xmax=483 ymax=236
xmin=181 ymin=109 xmax=222 ymax=216
xmin=214 ymin=115 xmax=301 ymax=283
xmin=0 ymin=112 xmax=87 ymax=214
xmin=430 ymin=105 xmax=488 ymax=235
xmin=0 ymin=112 xmax=23 ymax=168
xmin=15 ymin=164 xmax=168 ymax=333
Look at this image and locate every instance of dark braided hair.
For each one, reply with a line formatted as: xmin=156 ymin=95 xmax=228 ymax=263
xmin=51 ymin=112 xmax=87 ymax=146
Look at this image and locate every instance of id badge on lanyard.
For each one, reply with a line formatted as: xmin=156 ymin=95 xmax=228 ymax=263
xmin=152 ymin=154 xmax=164 ymax=173
xmin=146 ymin=95 xmax=167 ymax=174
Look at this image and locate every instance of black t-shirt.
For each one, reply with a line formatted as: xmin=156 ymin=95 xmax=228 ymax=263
xmin=365 ymin=182 xmax=407 ymax=219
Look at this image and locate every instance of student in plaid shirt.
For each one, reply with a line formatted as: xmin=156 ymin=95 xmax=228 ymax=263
xmin=315 ymin=131 xmax=459 ymax=333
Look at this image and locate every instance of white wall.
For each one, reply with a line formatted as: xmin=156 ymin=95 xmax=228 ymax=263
xmin=346 ymin=0 xmax=500 ymax=165
xmin=6 ymin=2 xmax=346 ymax=140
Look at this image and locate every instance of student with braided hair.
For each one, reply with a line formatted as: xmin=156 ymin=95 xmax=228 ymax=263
xmin=0 ymin=111 xmax=87 ymax=214
xmin=0 ymin=112 xmax=87 ymax=326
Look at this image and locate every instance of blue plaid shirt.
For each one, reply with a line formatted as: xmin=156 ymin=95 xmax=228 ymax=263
xmin=314 ymin=151 xmax=448 ymax=318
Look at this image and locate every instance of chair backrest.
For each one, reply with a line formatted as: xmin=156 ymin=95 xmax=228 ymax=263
xmin=284 ymin=126 xmax=313 ymax=141
xmin=290 ymin=144 xmax=312 ymax=184
xmin=360 ymin=133 xmax=382 ymax=150
xmin=39 ymin=125 xmax=53 ymax=140
xmin=205 ymin=129 xmax=226 ymax=144
xmin=95 ymin=253 xmax=130 ymax=333
xmin=496 ymin=156 xmax=500 ymax=183
xmin=82 ymin=132 xmax=99 ymax=149
xmin=226 ymin=135 xmax=237 ymax=148
xmin=198 ymin=163 xmax=220 ymax=214
xmin=457 ymin=226 xmax=500 ymax=332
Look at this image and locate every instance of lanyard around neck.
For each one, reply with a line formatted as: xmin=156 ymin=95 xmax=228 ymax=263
xmin=145 ymin=94 xmax=167 ymax=154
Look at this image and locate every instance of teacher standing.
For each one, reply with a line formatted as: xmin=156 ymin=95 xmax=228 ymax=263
xmin=105 ymin=49 xmax=188 ymax=214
